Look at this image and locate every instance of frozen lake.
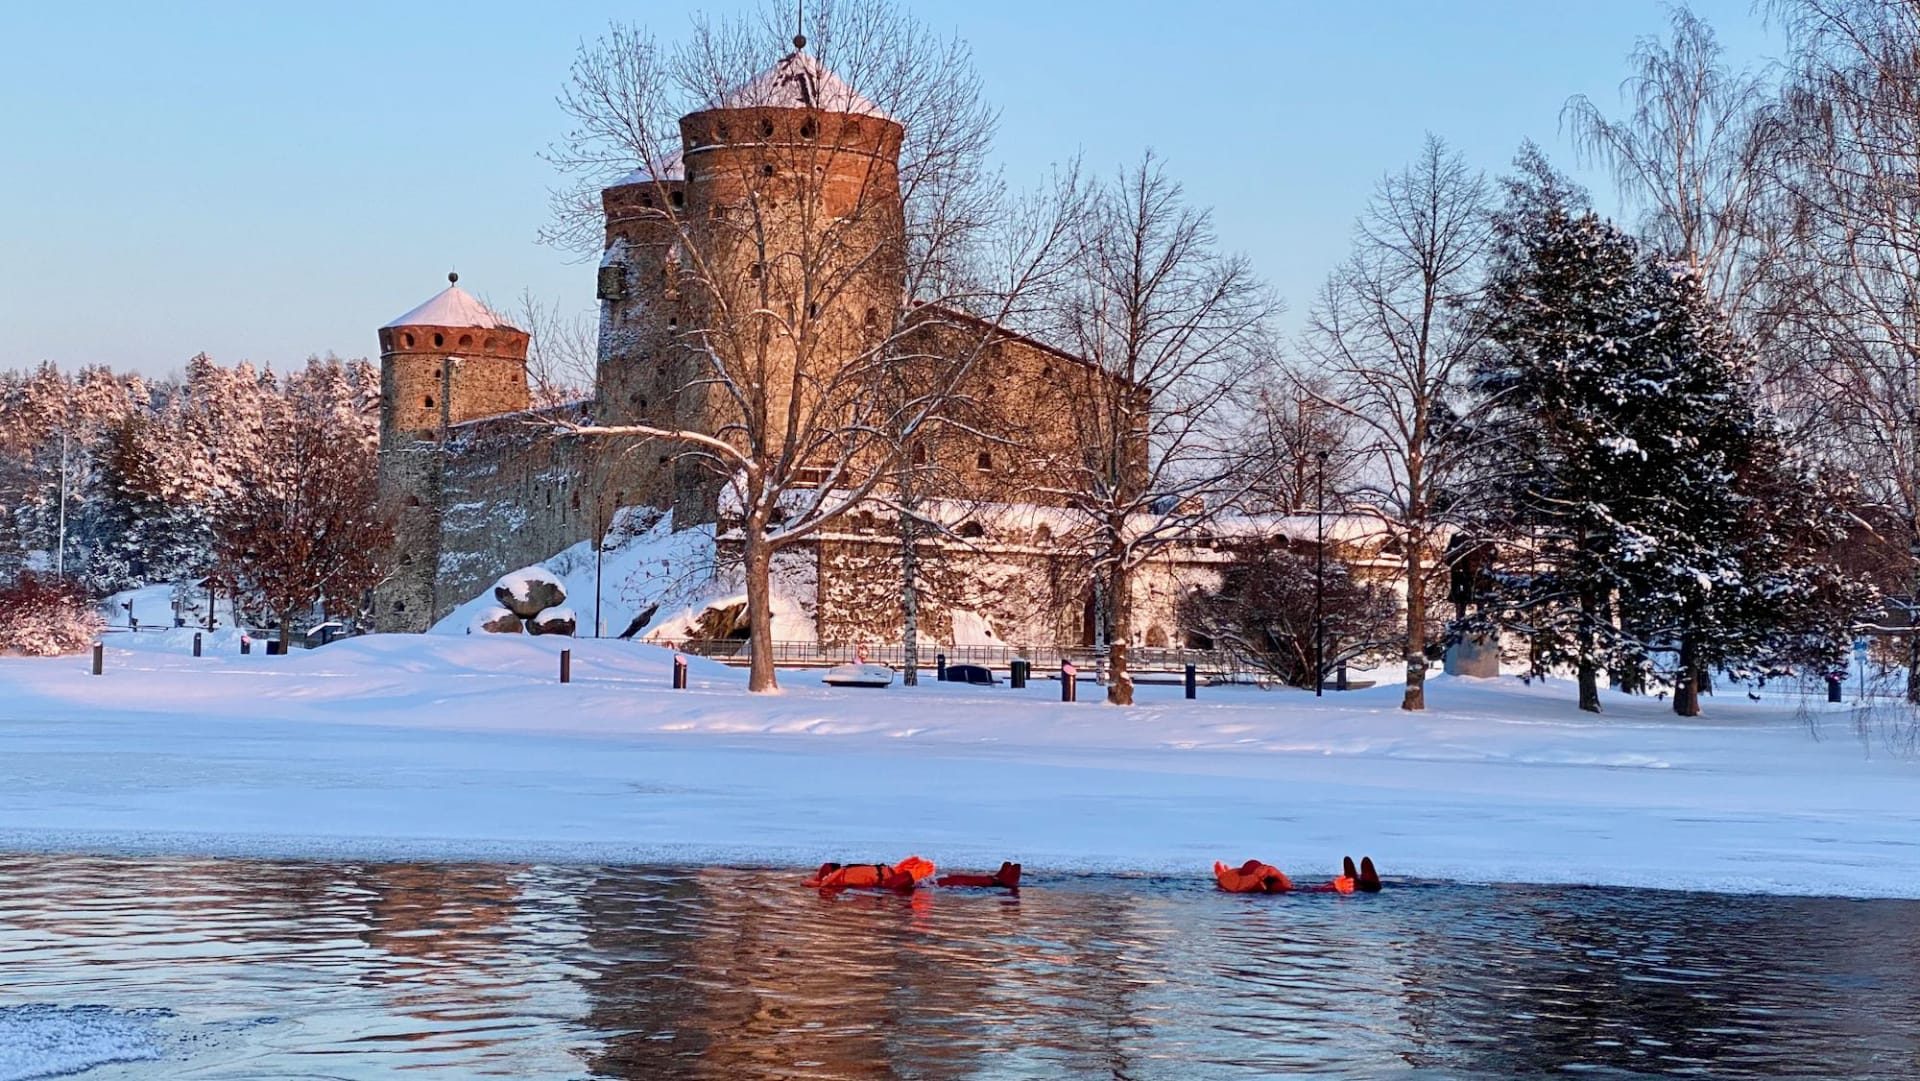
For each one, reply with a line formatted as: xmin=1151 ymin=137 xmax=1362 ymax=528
xmin=3 ymin=854 xmax=1916 ymax=1079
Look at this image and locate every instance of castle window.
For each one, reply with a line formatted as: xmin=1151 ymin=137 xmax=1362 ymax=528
xmin=640 ymin=192 xmax=654 ymax=208
xmin=394 ymin=600 xmax=406 ymax=613
xmin=716 ymin=122 xmax=730 ymax=141
xmin=670 ymin=190 xmax=684 ymax=208
xmin=864 ymin=308 xmax=879 ymax=331
xmin=976 ymin=451 xmax=993 ymax=472
xmin=760 ymin=118 xmax=775 ymax=138
xmin=433 ymin=333 xmax=444 ymax=347
xmin=800 ymin=118 xmax=817 ymax=140
xmin=761 ymin=163 xmax=775 ymax=178
xmin=710 ymin=204 xmax=724 ymax=221
xmin=1034 ymin=524 xmax=1052 ymax=544
xmin=424 ymin=395 xmax=434 ymax=408
xmin=749 ymin=262 xmax=764 ymax=280
xmin=433 ymin=368 xmax=440 ymax=378
xmin=958 ymin=521 xmax=986 ymax=539
xmin=911 ymin=444 xmax=927 ymax=466
xmin=406 ymin=494 xmax=421 ymax=507
xmin=807 ymin=302 xmax=819 ymax=319
xmin=668 ymin=317 xmax=678 ymax=327
xmin=459 ymin=334 xmax=472 ymax=347
xmin=403 ymin=333 xmax=415 ymax=348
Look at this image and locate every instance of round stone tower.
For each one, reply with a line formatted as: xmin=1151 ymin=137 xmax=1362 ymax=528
xmin=592 ymin=40 xmax=907 ymax=524
xmin=374 ymin=275 xmax=530 ymax=632
xmin=377 ymin=275 xmax=531 ymax=446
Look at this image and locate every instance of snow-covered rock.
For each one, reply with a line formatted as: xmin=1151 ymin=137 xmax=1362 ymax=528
xmin=471 ymin=606 xmax=522 ymax=635
xmin=526 ymin=607 xmax=577 ymax=637
xmin=493 ymin=568 xmax=566 ymax=618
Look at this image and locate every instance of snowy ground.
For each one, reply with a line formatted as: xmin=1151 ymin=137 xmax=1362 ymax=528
xmin=0 ymin=632 xmax=1914 ymax=900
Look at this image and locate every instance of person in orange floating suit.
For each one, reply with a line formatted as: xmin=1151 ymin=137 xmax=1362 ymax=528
xmin=934 ymin=862 xmax=1022 ymax=890
xmin=804 ymin=856 xmax=937 ymax=891
xmin=1214 ymin=855 xmax=1381 ymax=894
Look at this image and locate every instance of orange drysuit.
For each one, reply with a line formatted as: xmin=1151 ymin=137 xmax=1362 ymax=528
xmin=805 ymin=856 xmax=937 ymax=891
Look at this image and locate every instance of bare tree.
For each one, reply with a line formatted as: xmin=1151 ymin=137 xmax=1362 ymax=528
xmin=1763 ymin=0 xmax=1920 ymax=699
xmin=541 ymin=1 xmax=1069 ymax=692
xmin=1238 ymin=373 xmax=1361 ymax=515
xmin=1303 ymin=135 xmax=1493 ymax=712
xmin=1563 ymin=7 xmax=1775 ymax=311
xmin=1042 ymin=153 xmax=1278 ymax=706
xmin=507 ymin=290 xmax=598 ymax=408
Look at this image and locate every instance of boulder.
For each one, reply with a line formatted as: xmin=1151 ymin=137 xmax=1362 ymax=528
xmin=494 ymin=567 xmax=566 ymax=618
xmin=1443 ymin=632 xmax=1502 ymax=678
xmin=527 ymin=606 xmax=578 ymax=637
xmin=471 ymin=606 xmax=522 ymax=635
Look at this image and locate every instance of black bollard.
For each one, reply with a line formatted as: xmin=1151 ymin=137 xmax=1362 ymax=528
xmin=266 ymin=640 xmax=282 ymax=656
xmin=240 ymin=638 xmax=251 ymax=655
xmin=673 ymin=654 xmax=689 ymax=689
xmin=1010 ymin=659 xmax=1027 ymax=689
xmin=560 ymin=649 xmax=572 ymax=684
xmin=1184 ymin=663 xmax=1197 ymax=700
xmin=91 ymin=643 xmax=103 ymax=676
xmin=1061 ymin=661 xmax=1077 ymax=702
xmin=1827 ymin=674 xmax=1843 ymax=703
xmin=936 ymin=653 xmax=947 ymax=682
xmin=193 ymin=632 xmax=202 ymax=658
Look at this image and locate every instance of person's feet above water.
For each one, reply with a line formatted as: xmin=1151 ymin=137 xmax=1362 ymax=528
xmin=1357 ymin=856 xmax=1382 ymax=893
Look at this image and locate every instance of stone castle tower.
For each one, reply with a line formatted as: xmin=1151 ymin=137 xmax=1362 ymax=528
xmin=595 ymin=39 xmax=906 ymax=527
xmin=373 ymin=276 xmax=530 ymax=630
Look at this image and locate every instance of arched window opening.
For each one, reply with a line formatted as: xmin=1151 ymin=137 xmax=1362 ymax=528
xmin=976 ymin=451 xmax=993 ymax=472
xmin=958 ymin=521 xmax=986 ymax=539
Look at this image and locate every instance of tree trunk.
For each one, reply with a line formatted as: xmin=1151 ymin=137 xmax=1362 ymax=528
xmin=1105 ymin=558 xmax=1134 ymax=706
xmin=1673 ymin=633 xmax=1701 ymax=717
xmin=900 ymin=505 xmax=920 ymax=687
xmin=279 ymin=609 xmax=292 ymax=654
xmin=1401 ymin=542 xmax=1426 ymax=711
xmin=1577 ymin=588 xmax=1601 ymax=714
xmin=743 ymin=525 xmax=778 ymax=693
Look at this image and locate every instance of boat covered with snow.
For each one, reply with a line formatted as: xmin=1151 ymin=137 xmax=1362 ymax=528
xmin=822 ymin=663 xmax=896 ymax=688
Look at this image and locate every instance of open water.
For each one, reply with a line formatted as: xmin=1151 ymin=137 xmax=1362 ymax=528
xmin=1 ymin=854 xmax=1915 ymax=1079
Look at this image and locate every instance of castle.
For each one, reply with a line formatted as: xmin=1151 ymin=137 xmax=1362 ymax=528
xmin=368 ymin=41 xmax=1244 ymax=651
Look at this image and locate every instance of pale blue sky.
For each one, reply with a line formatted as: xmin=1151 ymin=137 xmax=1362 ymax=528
xmin=0 ymin=1 xmax=1776 ymax=376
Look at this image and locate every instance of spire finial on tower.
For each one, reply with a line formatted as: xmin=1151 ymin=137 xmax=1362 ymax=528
xmin=793 ymin=0 xmax=806 ymax=51
xmin=448 ymin=271 xmax=459 ymax=286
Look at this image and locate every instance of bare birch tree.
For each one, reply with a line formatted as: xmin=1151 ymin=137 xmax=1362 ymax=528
xmin=1563 ymin=7 xmax=1775 ymax=312
xmin=1763 ymin=0 xmax=1920 ymax=699
xmin=508 ymin=290 xmax=598 ymax=407
xmin=1042 ymin=152 xmax=1278 ymax=706
xmin=1303 ymin=135 xmax=1493 ymax=712
xmin=537 ymin=1 xmax=1071 ymax=691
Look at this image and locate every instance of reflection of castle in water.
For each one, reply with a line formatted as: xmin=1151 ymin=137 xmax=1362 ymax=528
xmin=570 ymin=869 xmax=1167 ymax=1080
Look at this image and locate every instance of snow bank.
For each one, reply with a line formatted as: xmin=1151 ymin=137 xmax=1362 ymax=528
xmin=0 ymin=1005 xmax=165 ymax=1081
xmin=2 ymin=633 xmax=1918 ymax=900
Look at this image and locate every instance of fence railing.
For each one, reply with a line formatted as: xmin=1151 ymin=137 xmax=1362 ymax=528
xmin=668 ymin=638 xmax=1260 ymax=679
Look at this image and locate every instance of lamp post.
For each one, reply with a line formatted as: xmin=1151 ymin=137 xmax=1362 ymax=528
xmin=1315 ymin=449 xmax=1328 ymax=698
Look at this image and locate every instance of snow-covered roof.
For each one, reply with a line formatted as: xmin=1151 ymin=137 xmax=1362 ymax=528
xmin=612 ymin=150 xmax=685 ymax=186
xmin=717 ymin=50 xmax=891 ymax=120
xmin=383 ymin=283 xmax=518 ymax=331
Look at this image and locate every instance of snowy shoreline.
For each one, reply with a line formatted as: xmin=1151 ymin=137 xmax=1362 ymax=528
xmin=1 ymin=633 xmax=1915 ymax=900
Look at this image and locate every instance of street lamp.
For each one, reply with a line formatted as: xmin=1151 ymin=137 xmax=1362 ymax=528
xmin=1315 ymin=449 xmax=1328 ymax=698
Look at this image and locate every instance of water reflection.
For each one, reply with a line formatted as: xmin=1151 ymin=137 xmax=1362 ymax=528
xmin=1 ymin=855 xmax=1915 ymax=1079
